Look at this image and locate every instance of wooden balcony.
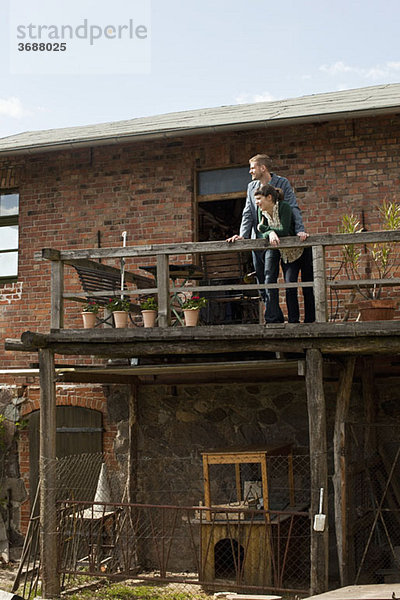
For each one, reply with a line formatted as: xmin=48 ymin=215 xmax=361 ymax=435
xmin=38 ymin=231 xmax=400 ymax=326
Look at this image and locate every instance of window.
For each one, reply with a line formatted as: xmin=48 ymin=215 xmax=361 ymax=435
xmin=196 ymin=167 xmax=251 ymax=241
xmin=0 ymin=191 xmax=19 ymax=281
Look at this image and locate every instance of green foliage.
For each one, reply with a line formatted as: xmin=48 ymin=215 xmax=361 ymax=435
xmin=140 ymin=296 xmax=158 ymax=310
xmin=67 ymin=582 xmax=207 ymax=600
xmin=106 ymin=297 xmax=131 ymax=312
xmin=82 ymin=301 xmax=100 ymax=314
xmin=15 ymin=418 xmax=28 ymax=430
xmin=339 ymin=198 xmax=400 ymax=300
xmin=181 ymin=295 xmax=208 ymax=310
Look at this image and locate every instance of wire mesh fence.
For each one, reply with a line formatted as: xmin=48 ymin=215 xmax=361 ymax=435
xmin=57 ymin=501 xmax=311 ymax=595
xmin=14 ymin=452 xmax=312 ymax=598
xmin=348 ymin=423 xmax=400 ymax=584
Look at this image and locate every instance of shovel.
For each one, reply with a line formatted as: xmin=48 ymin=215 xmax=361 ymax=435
xmin=313 ymin=487 xmax=326 ymax=532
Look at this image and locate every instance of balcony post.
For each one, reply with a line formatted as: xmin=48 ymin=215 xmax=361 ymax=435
xmin=50 ymin=259 xmax=64 ymax=329
xmin=312 ymin=245 xmax=327 ymax=322
xmin=306 ymin=348 xmax=329 ymax=594
xmin=157 ymin=254 xmax=171 ymax=327
xmin=38 ymin=348 xmax=60 ymax=599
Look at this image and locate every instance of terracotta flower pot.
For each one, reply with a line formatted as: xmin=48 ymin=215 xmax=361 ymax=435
xmin=358 ymin=299 xmax=397 ymax=321
xmin=183 ymin=308 xmax=200 ymax=326
xmin=142 ymin=309 xmax=157 ymax=328
xmin=82 ymin=312 xmax=96 ymax=329
xmin=113 ymin=311 xmax=129 ymax=328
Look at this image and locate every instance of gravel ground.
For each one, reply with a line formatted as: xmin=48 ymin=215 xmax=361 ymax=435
xmin=0 ymin=561 xmax=18 ymax=593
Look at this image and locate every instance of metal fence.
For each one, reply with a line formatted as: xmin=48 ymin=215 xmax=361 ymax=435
xmin=13 ymin=452 xmax=312 ymax=598
xmin=58 ymin=501 xmax=311 ymax=595
xmin=348 ymin=424 xmax=400 ymax=584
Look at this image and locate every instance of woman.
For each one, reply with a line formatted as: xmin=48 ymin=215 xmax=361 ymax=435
xmin=254 ymin=184 xmax=315 ymax=323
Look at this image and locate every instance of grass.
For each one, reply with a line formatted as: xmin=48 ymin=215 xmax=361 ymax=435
xmin=67 ymin=582 xmax=210 ymax=600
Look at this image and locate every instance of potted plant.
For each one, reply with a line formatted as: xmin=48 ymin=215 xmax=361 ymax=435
xmin=140 ymin=296 xmax=158 ymax=328
xmin=106 ymin=297 xmax=131 ymax=328
xmin=81 ymin=301 xmax=100 ymax=328
xmin=181 ymin=295 xmax=208 ymax=326
xmin=339 ymin=198 xmax=400 ymax=320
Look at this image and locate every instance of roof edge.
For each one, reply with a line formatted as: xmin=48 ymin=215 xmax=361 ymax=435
xmin=1 ymin=88 xmax=399 ymax=157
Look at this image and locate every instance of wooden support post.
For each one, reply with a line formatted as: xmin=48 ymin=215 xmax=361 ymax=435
xmin=333 ymin=356 xmax=356 ymax=587
xmin=38 ymin=348 xmax=60 ymax=599
xmin=312 ymin=245 xmax=327 ymax=322
xmin=127 ymin=382 xmax=139 ymax=505
xmin=202 ymin=455 xmax=211 ymax=521
xmin=362 ymin=356 xmax=376 ymax=455
xmin=156 ymin=254 xmax=171 ymax=328
xmin=50 ymin=259 xmax=64 ymax=329
xmin=305 ymin=348 xmax=328 ymax=595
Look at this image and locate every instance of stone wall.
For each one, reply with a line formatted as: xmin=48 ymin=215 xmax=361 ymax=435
xmin=0 ymin=389 xmax=27 ymax=559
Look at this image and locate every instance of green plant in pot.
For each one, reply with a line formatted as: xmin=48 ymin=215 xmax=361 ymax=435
xmin=106 ymin=297 xmax=130 ymax=328
xmin=106 ymin=297 xmax=130 ymax=312
xmin=81 ymin=301 xmax=100 ymax=328
xmin=140 ymin=296 xmax=158 ymax=328
xmin=140 ymin=296 xmax=158 ymax=311
xmin=338 ymin=197 xmax=400 ymax=320
xmin=181 ymin=295 xmax=208 ymax=326
xmin=82 ymin=300 xmax=100 ymax=313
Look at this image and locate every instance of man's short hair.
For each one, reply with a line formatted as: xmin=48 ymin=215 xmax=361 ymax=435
xmin=249 ymin=154 xmax=272 ymax=170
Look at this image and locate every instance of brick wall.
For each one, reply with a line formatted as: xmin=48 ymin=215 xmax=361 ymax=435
xmin=1 ymin=112 xmax=399 ymax=535
xmin=1 ymin=113 xmax=400 ymax=367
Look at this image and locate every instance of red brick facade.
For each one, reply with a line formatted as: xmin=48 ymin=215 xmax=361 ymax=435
xmin=1 ymin=114 xmax=400 ymax=366
xmin=1 ymin=112 xmax=400 ymax=531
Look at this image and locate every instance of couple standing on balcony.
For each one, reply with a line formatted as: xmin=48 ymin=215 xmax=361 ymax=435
xmin=227 ymin=153 xmax=315 ymax=324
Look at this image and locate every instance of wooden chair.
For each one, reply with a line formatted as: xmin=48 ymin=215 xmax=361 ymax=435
xmin=200 ymin=252 xmax=260 ymax=324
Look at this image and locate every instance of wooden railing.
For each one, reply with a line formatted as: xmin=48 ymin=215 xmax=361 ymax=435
xmin=39 ymin=231 xmax=400 ymax=329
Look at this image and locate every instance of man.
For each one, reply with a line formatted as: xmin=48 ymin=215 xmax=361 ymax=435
xmin=227 ymin=153 xmax=314 ymax=323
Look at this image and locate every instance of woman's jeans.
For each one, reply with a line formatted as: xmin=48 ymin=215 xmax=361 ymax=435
xmin=281 ymin=247 xmax=315 ymax=323
xmin=252 ymin=247 xmax=315 ymax=323
xmin=252 ymin=248 xmax=284 ymax=323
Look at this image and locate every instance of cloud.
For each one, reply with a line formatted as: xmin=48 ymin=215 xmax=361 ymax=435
xmin=0 ymin=97 xmax=31 ymax=119
xmin=319 ymin=60 xmax=400 ymax=80
xmin=235 ymin=91 xmax=276 ymax=104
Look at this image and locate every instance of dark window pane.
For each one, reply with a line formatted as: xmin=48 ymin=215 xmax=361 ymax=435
xmin=198 ymin=167 xmax=250 ymax=195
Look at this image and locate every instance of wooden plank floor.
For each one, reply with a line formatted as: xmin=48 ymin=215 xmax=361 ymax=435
xmin=305 ymin=585 xmax=400 ymax=600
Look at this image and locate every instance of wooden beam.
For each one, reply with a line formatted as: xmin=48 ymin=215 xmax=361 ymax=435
xmin=9 ymin=322 xmax=400 ymax=358
xmin=127 ymin=383 xmax=138 ymax=505
xmin=41 ymin=248 xmax=61 ymax=261
xmin=157 ymin=254 xmax=171 ymax=328
xmin=332 ymin=356 xmax=356 ymax=587
xmin=313 ymin=245 xmax=327 ymax=322
xmin=38 ymin=348 xmax=60 ymax=598
xmin=51 ymin=259 xmax=64 ymax=329
xmin=305 ymin=348 xmax=328 ymax=595
xmin=362 ymin=357 xmax=376 ymax=454
xmin=36 ymin=230 xmax=400 ymax=261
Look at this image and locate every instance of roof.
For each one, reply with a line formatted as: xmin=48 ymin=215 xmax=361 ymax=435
xmin=1 ymin=83 xmax=400 ymax=156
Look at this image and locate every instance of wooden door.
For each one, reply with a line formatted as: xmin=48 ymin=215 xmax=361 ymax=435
xmin=28 ymin=406 xmax=103 ymax=510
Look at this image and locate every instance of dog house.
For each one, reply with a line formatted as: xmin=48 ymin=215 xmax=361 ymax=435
xmin=200 ymin=445 xmax=295 ymax=587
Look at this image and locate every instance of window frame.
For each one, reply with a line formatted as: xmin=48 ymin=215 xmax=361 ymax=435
xmin=194 ymin=165 xmax=250 ymax=242
xmin=0 ymin=189 xmax=19 ymax=283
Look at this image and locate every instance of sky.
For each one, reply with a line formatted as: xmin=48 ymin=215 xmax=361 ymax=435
xmin=0 ymin=0 xmax=399 ymax=140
